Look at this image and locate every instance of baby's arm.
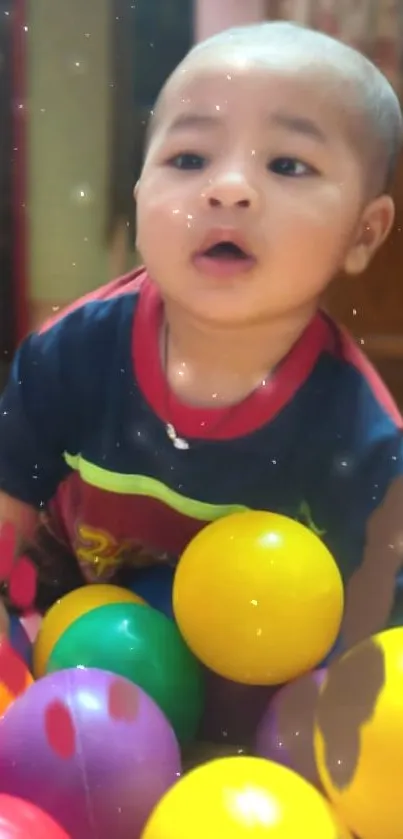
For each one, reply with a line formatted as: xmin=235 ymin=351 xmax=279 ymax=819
xmin=342 ymin=459 xmax=403 ymax=647
xmin=0 ymin=332 xmax=75 ymax=523
xmin=0 ymin=493 xmax=38 ymax=540
xmin=0 ymin=302 xmax=107 ymax=567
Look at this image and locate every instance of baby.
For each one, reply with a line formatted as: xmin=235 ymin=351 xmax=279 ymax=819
xmin=0 ymin=21 xmax=402 ymax=651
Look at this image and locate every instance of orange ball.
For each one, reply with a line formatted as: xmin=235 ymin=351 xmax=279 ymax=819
xmin=0 ymin=641 xmax=33 ymax=717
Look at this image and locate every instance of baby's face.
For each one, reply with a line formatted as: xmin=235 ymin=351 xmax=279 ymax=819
xmin=136 ymin=49 xmax=370 ymax=326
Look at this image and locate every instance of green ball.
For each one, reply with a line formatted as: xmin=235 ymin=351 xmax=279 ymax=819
xmin=47 ymin=602 xmax=205 ymax=742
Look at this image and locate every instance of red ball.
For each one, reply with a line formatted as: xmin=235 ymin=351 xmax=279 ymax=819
xmin=0 ymin=795 xmax=69 ymax=838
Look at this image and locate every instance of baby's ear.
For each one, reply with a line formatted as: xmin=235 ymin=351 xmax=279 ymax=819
xmin=343 ymin=194 xmax=395 ymax=275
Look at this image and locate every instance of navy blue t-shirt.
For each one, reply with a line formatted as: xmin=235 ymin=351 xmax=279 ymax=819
xmin=0 ymin=271 xmax=402 ymax=587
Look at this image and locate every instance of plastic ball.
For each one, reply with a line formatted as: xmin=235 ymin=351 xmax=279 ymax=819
xmin=255 ymin=669 xmax=326 ymax=787
xmin=0 ymin=668 xmax=181 ymax=839
xmin=46 ymin=602 xmax=204 ymax=742
xmin=141 ymin=756 xmax=344 ymax=838
xmin=33 ymin=584 xmax=145 ymax=677
xmin=0 ymin=795 xmax=70 ymax=837
xmin=174 ymin=511 xmax=343 ymax=684
xmin=314 ymin=627 xmax=403 ymax=839
xmin=0 ymin=641 xmax=33 ymax=717
xmin=128 ymin=565 xmax=175 ymax=618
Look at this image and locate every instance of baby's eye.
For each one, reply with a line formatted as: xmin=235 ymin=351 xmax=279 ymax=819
xmin=268 ymin=157 xmax=318 ymax=177
xmin=167 ymin=153 xmax=206 ymax=170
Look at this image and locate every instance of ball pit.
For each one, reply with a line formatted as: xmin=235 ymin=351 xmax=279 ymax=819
xmin=0 ymin=668 xmax=181 ymax=839
xmin=173 ymin=511 xmax=344 ymax=684
xmin=0 ymin=511 xmax=400 ymax=838
xmin=46 ymin=601 xmax=204 ymax=742
xmin=33 ymin=584 xmax=146 ymax=678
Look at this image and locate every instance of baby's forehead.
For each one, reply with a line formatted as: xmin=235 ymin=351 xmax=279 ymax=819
xmin=156 ymin=46 xmax=362 ymax=130
xmin=171 ymin=36 xmax=362 ymax=97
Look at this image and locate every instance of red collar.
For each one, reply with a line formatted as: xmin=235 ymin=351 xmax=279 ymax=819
xmin=133 ymin=273 xmax=333 ymax=441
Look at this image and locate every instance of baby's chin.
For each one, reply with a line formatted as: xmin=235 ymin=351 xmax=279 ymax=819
xmin=162 ymin=279 xmax=273 ymax=327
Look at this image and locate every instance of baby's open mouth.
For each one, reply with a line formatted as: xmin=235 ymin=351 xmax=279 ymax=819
xmin=192 ymin=231 xmax=256 ymax=278
xmin=202 ymin=241 xmax=250 ymax=260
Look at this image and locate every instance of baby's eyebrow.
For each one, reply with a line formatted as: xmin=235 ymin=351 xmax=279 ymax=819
xmin=268 ymin=111 xmax=328 ymax=144
xmin=165 ymin=110 xmax=328 ymax=145
xmin=165 ymin=113 xmax=221 ymax=134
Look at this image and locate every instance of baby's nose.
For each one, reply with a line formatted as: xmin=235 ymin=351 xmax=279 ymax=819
xmin=203 ymin=172 xmax=259 ymax=210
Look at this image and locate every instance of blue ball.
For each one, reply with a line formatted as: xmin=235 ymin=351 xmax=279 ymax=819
xmin=127 ymin=565 xmax=175 ymax=619
xmin=9 ymin=614 xmax=32 ymax=668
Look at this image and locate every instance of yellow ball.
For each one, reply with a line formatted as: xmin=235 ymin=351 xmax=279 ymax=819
xmin=330 ymin=810 xmax=353 ymax=839
xmin=173 ymin=512 xmax=343 ymax=684
xmin=141 ymin=756 xmax=344 ymax=839
xmin=33 ymin=584 xmax=145 ymax=678
xmin=314 ymin=627 xmax=403 ymax=839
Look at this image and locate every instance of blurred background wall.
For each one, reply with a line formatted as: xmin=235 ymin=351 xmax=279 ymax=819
xmin=1 ymin=0 xmax=403 ymax=402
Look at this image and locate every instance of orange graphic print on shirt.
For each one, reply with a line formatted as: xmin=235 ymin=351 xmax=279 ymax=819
xmin=75 ymin=523 xmax=170 ymax=582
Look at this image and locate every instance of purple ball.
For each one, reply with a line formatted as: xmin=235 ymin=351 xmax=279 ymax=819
xmin=255 ymin=669 xmax=326 ymax=787
xmin=0 ymin=668 xmax=181 ymax=838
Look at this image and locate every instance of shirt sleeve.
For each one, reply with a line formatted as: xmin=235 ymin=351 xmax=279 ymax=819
xmin=313 ymin=430 xmax=403 ymax=582
xmin=310 ymin=430 xmax=403 ymax=654
xmin=0 ymin=303 xmax=109 ymax=509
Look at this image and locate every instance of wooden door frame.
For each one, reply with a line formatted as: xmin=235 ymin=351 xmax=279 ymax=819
xmin=12 ymin=0 xmax=29 ymax=342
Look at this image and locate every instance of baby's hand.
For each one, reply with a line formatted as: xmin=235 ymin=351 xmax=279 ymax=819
xmin=0 ymin=522 xmax=37 ymax=612
xmin=0 ymin=599 xmax=9 ymax=639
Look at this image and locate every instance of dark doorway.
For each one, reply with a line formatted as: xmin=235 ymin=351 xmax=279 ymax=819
xmin=106 ymin=0 xmax=193 ymax=248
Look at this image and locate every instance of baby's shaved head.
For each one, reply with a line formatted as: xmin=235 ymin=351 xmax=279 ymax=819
xmin=149 ymin=21 xmax=403 ymax=195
